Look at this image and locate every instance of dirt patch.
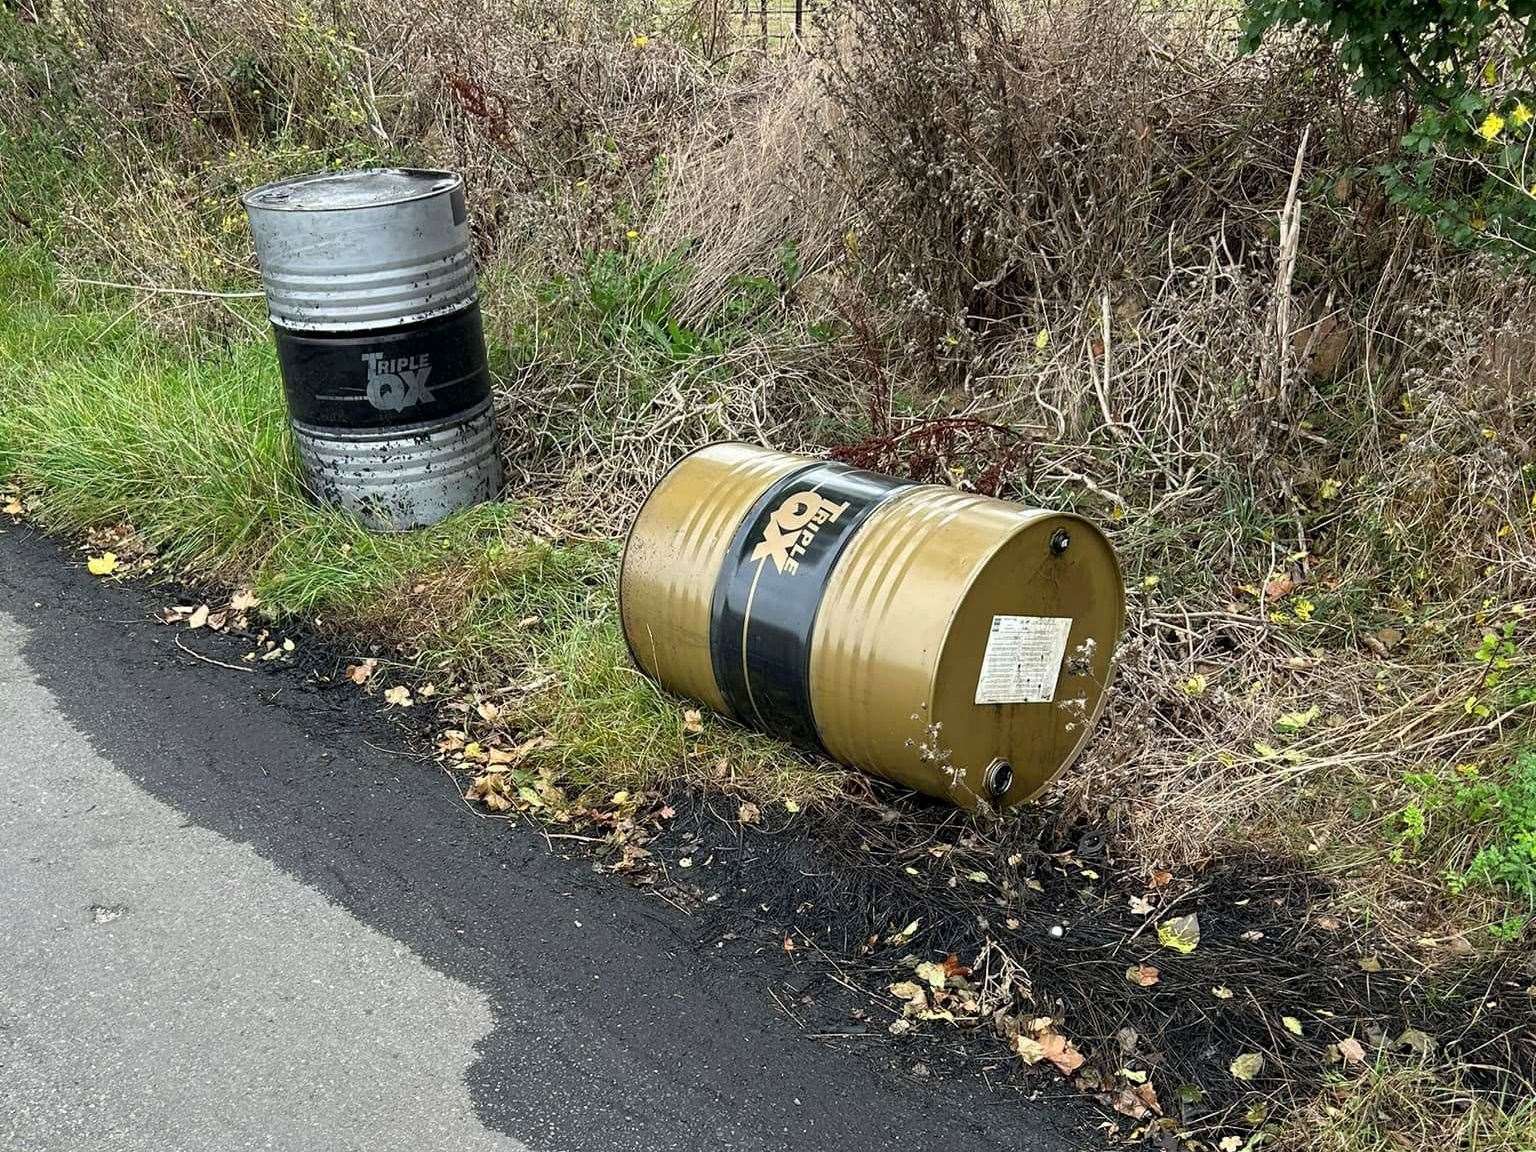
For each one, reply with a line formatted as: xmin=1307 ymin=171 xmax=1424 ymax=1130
xmin=605 ymin=786 xmax=1536 ymax=1144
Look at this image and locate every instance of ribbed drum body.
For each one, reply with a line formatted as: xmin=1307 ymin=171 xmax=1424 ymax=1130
xmin=619 ymin=443 xmax=1125 ymax=808
xmin=243 ymin=168 xmax=500 ymax=531
xmin=619 ymin=443 xmax=806 ymax=715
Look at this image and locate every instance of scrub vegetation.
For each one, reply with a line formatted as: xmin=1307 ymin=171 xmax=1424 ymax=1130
xmin=1 ymin=1 xmax=1533 ymax=1148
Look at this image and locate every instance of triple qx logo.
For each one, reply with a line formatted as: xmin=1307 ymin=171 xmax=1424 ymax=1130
xmin=751 ymin=490 xmax=850 ymax=575
xmin=362 ymin=351 xmax=435 ymax=412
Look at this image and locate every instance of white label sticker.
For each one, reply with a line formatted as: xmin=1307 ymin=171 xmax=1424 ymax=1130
xmin=974 ymin=615 xmax=1073 ymax=705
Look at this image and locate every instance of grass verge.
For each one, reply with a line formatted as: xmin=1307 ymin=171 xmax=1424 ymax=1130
xmin=0 ymin=244 xmax=838 ymax=805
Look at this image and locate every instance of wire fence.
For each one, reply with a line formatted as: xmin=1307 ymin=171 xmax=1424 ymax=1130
xmin=692 ymin=0 xmax=832 ymax=50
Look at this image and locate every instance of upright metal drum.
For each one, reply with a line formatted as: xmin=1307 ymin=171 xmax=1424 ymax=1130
xmin=242 ymin=168 xmax=501 ymax=531
xmin=620 ymin=443 xmax=1125 ymax=809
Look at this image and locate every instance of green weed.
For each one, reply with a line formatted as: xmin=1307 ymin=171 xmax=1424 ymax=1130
xmin=1391 ymin=753 xmax=1536 ymax=912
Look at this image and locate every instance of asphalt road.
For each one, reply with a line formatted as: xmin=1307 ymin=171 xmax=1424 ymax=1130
xmin=0 ymin=528 xmax=1088 ymax=1152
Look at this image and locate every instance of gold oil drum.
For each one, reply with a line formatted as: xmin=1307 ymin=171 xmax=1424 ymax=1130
xmin=619 ymin=443 xmax=1125 ymax=809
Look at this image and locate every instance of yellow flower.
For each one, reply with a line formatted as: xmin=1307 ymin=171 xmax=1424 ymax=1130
xmin=1513 ymin=102 xmax=1532 ymax=129
xmin=1293 ymin=597 xmax=1315 ymax=622
xmin=1033 ymin=328 xmax=1049 ymax=350
xmin=1482 ymin=427 xmax=1498 ymax=440
xmin=632 ymin=33 xmax=649 ymax=48
xmin=1479 ymin=111 xmax=1505 ymax=140
xmin=625 ymin=228 xmax=639 ymax=241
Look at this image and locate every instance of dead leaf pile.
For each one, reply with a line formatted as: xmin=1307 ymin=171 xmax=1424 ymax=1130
xmin=995 ymin=1010 xmax=1163 ymax=1122
xmin=886 ymin=954 xmax=979 ymax=1028
xmin=155 ymin=589 xmax=262 ymax=637
xmin=459 ymin=736 xmax=563 ymax=815
xmin=81 ymin=523 xmax=154 ymax=576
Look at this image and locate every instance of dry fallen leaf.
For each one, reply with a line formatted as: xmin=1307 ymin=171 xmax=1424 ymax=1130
xmin=1338 ymin=1036 xmax=1367 ymax=1066
xmin=383 ymin=685 xmax=412 ymax=707
xmin=1275 ymin=704 xmax=1320 ymax=732
xmin=476 ymin=701 xmax=501 ymax=722
xmin=1358 ymin=954 xmax=1383 ymax=972
xmin=1036 ymin=1031 xmax=1086 ymax=1076
xmin=887 ymin=981 xmax=928 ymax=1016
xmin=1229 ymin=1052 xmax=1264 ymax=1081
xmin=682 ymin=708 xmax=705 ymax=734
xmin=1158 ymin=913 xmax=1201 ymax=954
xmin=914 ymin=960 xmax=948 ymax=990
xmin=1014 ymin=1034 xmax=1047 ymax=1064
xmin=1125 ymin=964 xmax=1161 ymax=987
xmin=1282 ymin=1016 xmax=1304 ymax=1037
xmin=1396 ymin=1028 xmax=1435 ymax=1056
xmin=737 ymin=801 xmax=761 ymax=826
xmin=86 ymin=552 xmax=118 ymax=577
xmin=347 ymin=659 xmax=377 ymax=685
xmin=939 ymin=954 xmax=971 ymax=983
xmin=1212 ymin=985 xmax=1234 ymax=1000
xmin=1110 ymin=1081 xmax=1161 ymax=1119
xmin=1264 ymin=573 xmax=1295 ymax=601
xmin=186 ymin=604 xmax=210 ymax=630
xmin=230 ymin=589 xmax=260 ymax=612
